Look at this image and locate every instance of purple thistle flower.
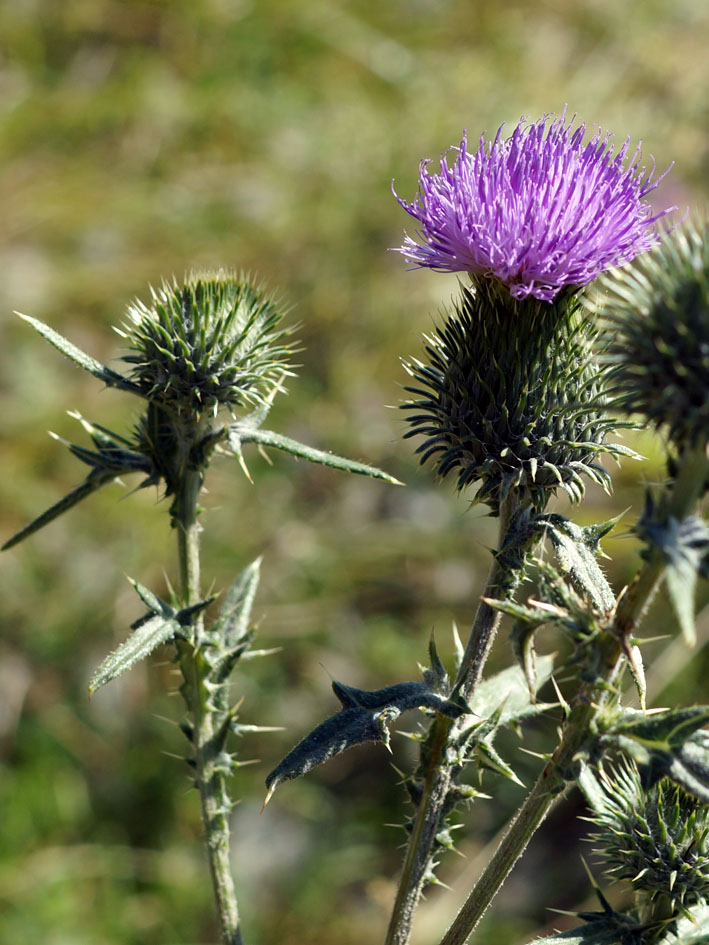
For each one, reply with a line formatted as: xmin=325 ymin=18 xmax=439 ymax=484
xmin=393 ymin=111 xmax=675 ymax=302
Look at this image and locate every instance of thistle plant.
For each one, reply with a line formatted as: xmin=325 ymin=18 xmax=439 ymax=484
xmin=2 ymin=271 xmax=398 ymax=945
xmin=5 ymin=111 xmax=709 ymax=945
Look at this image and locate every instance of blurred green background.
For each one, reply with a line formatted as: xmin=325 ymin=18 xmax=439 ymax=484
xmin=1 ymin=2 xmax=708 ymax=944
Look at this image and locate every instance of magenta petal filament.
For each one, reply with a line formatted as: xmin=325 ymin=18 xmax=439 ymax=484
xmin=393 ymin=111 xmax=675 ymax=302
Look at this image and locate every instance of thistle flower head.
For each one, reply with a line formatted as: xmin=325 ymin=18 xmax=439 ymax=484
xmin=592 ymin=221 xmax=709 ymax=448
xmin=402 ymin=279 xmax=629 ymax=512
xmin=393 ymin=111 xmax=674 ymax=302
xmin=119 ymin=271 xmax=295 ymax=415
xmin=585 ymin=760 xmax=709 ymax=915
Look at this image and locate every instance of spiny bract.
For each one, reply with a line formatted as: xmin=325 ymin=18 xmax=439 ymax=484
xmin=592 ymin=221 xmax=709 ymax=448
xmin=402 ymin=278 xmax=629 ymax=513
xmin=119 ymin=271 xmax=295 ymax=415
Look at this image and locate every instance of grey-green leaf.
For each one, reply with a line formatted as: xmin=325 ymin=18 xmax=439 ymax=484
xmin=469 ymin=656 xmax=555 ymax=725
xmin=531 ymin=921 xmax=644 ymax=945
xmin=602 ymin=708 xmax=709 ymax=802
xmin=541 ymin=514 xmax=616 ymax=614
xmin=531 ymin=921 xmax=639 ymax=945
xmin=667 ymin=905 xmax=709 ymax=944
xmin=265 ymin=679 xmax=467 ymax=800
xmin=213 ymin=556 xmax=262 ymax=646
xmin=89 ymin=614 xmax=179 ymax=695
xmin=666 ymin=552 xmax=699 ymax=645
xmin=230 ymin=424 xmax=402 ymax=485
xmin=639 ymin=509 xmax=709 ymax=645
xmin=3 ymin=476 xmax=112 ymax=551
xmin=16 ymin=312 xmax=140 ymax=394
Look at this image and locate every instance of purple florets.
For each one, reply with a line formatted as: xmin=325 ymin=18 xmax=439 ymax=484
xmin=393 ymin=111 xmax=675 ymax=302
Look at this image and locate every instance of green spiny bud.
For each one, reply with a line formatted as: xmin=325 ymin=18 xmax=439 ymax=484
xmin=118 ymin=271 xmax=295 ymax=416
xmin=402 ymin=278 xmax=626 ymax=513
xmin=585 ymin=759 xmax=709 ymax=916
xmin=591 ymin=220 xmax=709 ymax=449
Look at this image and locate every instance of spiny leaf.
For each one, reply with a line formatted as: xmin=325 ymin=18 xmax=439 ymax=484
xmin=230 ymin=424 xmax=402 ymax=485
xmin=89 ymin=613 xmax=180 ymax=694
xmin=16 ymin=312 xmax=139 ymax=394
xmin=540 ymin=514 xmax=616 ymax=614
xmin=331 ymin=680 xmax=466 ymax=715
xmin=3 ymin=475 xmax=112 ymax=551
xmin=264 ymin=705 xmax=399 ymax=803
xmin=602 ymin=708 xmax=709 ymax=802
xmin=129 ymin=578 xmax=174 ymax=618
xmin=530 ymin=919 xmax=641 ymax=944
xmin=608 ymin=706 xmax=709 ymax=749
xmin=212 ymin=556 xmax=262 ymax=646
xmin=472 ymin=737 xmax=525 ymax=786
xmin=469 ymin=656 xmax=555 ymax=724
xmin=667 ymin=904 xmax=709 ymax=943
xmin=638 ymin=504 xmax=709 ymax=645
xmin=264 ymin=679 xmax=468 ymax=801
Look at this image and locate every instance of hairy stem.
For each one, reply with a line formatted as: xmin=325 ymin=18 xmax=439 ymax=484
xmin=438 ymin=442 xmax=709 ymax=945
xmin=176 ymin=468 xmax=244 ymax=945
xmin=384 ymin=495 xmax=526 ymax=945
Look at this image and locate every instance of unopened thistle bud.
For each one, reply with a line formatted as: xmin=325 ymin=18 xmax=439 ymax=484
xmin=118 ymin=271 xmax=294 ymax=416
xmin=592 ymin=221 xmax=709 ymax=450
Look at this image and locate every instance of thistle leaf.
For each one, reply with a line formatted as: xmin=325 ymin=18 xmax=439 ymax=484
xmin=469 ymin=656 xmax=555 ymax=725
xmin=128 ymin=578 xmax=174 ymax=618
xmin=602 ymin=708 xmax=709 ymax=802
xmin=3 ymin=476 xmax=111 ymax=551
xmin=638 ymin=506 xmax=709 ymax=645
xmin=530 ymin=919 xmax=642 ymax=945
xmin=213 ymin=556 xmax=262 ymax=646
xmin=16 ymin=312 xmax=139 ymax=393
xmin=667 ymin=905 xmax=709 ymax=944
xmin=265 ymin=679 xmax=467 ymax=800
xmin=540 ymin=514 xmax=616 ymax=614
xmin=231 ymin=425 xmax=402 ymax=485
xmin=666 ymin=558 xmax=699 ymax=645
xmin=89 ymin=613 xmax=180 ymax=694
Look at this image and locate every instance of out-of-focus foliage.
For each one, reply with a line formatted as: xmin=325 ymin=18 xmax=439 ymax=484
xmin=0 ymin=2 xmax=707 ymax=943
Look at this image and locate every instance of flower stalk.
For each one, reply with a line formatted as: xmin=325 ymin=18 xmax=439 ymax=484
xmin=385 ymin=493 xmax=530 ymax=945
xmin=175 ymin=469 xmax=244 ymax=945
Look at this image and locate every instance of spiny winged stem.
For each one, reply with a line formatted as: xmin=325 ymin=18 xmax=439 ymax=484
xmin=439 ymin=441 xmax=709 ymax=945
xmin=175 ymin=465 xmax=244 ymax=945
xmin=385 ymin=493 xmax=529 ymax=945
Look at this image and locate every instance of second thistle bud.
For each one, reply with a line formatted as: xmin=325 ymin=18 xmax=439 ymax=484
xmin=118 ymin=271 xmax=294 ymax=417
xmin=593 ymin=221 xmax=709 ymax=450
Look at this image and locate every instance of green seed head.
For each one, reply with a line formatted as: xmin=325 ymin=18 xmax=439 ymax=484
xmin=119 ymin=271 xmax=295 ymax=415
xmin=402 ymin=278 xmax=626 ymax=513
xmin=592 ymin=220 xmax=709 ymax=449
xmin=588 ymin=760 xmax=709 ymax=915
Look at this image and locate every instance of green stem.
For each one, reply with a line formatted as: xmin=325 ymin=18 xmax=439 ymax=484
xmin=384 ymin=495 xmax=526 ymax=945
xmin=176 ymin=468 xmax=244 ymax=945
xmin=438 ymin=442 xmax=709 ymax=945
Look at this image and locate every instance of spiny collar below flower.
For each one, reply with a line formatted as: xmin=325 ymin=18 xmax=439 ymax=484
xmin=402 ymin=278 xmax=634 ymax=512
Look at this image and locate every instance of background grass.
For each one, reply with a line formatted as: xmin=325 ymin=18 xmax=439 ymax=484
xmin=1 ymin=2 xmax=708 ymax=943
